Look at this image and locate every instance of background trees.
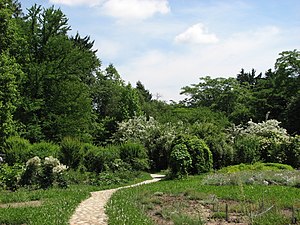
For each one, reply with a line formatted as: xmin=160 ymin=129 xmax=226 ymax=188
xmin=0 ymin=1 xmax=299 ymax=177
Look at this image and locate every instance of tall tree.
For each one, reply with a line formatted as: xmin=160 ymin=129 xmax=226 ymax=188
xmin=0 ymin=52 xmax=23 ymax=147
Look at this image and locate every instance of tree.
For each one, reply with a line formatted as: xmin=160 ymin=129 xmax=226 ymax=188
xmin=181 ymin=76 xmax=254 ymax=124
xmin=0 ymin=52 xmax=23 ymax=148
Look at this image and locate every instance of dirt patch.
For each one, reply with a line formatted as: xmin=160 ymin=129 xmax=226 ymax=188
xmin=143 ymin=194 xmax=249 ymax=225
xmin=0 ymin=200 xmax=42 ymax=208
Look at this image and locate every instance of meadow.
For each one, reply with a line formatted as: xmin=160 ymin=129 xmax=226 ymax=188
xmin=106 ymin=165 xmax=300 ymax=225
xmin=0 ymin=172 xmax=151 ymax=225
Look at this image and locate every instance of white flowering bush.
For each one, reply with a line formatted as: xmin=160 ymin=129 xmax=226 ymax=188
xmin=230 ymin=119 xmax=299 ymax=166
xmin=21 ymin=156 xmax=68 ymax=189
xmin=113 ymin=115 xmax=179 ymax=170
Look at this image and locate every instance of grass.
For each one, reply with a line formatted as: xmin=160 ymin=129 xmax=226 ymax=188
xmin=0 ymin=172 xmax=152 ymax=225
xmin=106 ymin=173 xmax=300 ymax=224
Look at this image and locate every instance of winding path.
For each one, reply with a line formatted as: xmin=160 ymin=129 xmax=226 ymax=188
xmin=69 ymin=174 xmax=165 ymax=225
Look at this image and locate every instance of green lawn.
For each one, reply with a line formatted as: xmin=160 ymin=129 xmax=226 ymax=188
xmin=0 ymin=172 xmax=152 ymax=225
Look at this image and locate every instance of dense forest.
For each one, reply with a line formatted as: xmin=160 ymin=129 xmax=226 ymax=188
xmin=0 ymin=0 xmax=300 ymax=189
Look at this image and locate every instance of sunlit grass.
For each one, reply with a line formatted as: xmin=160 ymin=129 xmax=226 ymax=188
xmin=0 ymin=172 xmax=152 ymax=225
xmin=106 ymin=174 xmax=300 ymax=224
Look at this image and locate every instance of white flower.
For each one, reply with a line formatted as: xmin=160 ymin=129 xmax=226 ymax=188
xmin=44 ymin=156 xmax=60 ymax=167
xmin=52 ymin=164 xmax=68 ymax=174
xmin=26 ymin=156 xmax=41 ymax=167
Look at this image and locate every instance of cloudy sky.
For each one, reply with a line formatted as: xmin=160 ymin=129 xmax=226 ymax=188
xmin=21 ymin=0 xmax=300 ymax=101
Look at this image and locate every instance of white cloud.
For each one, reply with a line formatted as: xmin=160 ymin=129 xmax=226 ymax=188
xmin=175 ymin=23 xmax=219 ymax=45
xmin=49 ymin=0 xmax=103 ymax=6
xmin=101 ymin=0 xmax=170 ymax=20
xmin=119 ymin=26 xmax=283 ymax=101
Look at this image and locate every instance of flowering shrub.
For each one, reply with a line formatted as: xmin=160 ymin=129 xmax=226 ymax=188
xmin=113 ymin=116 xmax=178 ymax=170
xmin=21 ymin=156 xmax=68 ymax=189
xmin=230 ymin=120 xmax=300 ymax=167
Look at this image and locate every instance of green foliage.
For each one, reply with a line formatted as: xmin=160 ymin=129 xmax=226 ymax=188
xmin=234 ymin=135 xmax=261 ymax=164
xmin=181 ymin=76 xmax=254 ymax=124
xmin=192 ymin=122 xmax=234 ymax=169
xmin=29 ymin=141 xmax=60 ymax=159
xmin=0 ymin=51 xmax=22 ymax=147
xmin=114 ymin=115 xmax=177 ymax=170
xmin=186 ymin=137 xmax=213 ymax=174
xmin=283 ymin=135 xmax=300 ymax=168
xmin=230 ymin=120 xmax=298 ymax=166
xmin=21 ymin=156 xmax=68 ymax=189
xmin=0 ymin=163 xmax=23 ymax=191
xmin=59 ymin=137 xmax=83 ymax=169
xmin=3 ymin=136 xmax=31 ymax=165
xmin=83 ymin=144 xmax=121 ymax=173
xmin=169 ymin=144 xmax=192 ymax=178
xmin=119 ymin=142 xmax=149 ymax=171
xmin=173 ymin=135 xmax=213 ymax=174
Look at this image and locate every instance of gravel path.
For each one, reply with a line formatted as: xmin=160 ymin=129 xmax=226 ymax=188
xmin=69 ymin=174 xmax=165 ymax=225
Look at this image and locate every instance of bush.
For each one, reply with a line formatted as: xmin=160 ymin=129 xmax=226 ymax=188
xmin=119 ymin=142 xmax=149 ymax=171
xmin=283 ymin=135 xmax=300 ymax=168
xmin=0 ymin=163 xmax=23 ymax=191
xmin=234 ymin=135 xmax=261 ymax=164
xmin=29 ymin=141 xmax=60 ymax=159
xmin=83 ymin=144 xmax=121 ymax=173
xmin=187 ymin=137 xmax=213 ymax=174
xmin=192 ymin=122 xmax=234 ymax=169
xmin=21 ymin=156 xmax=68 ymax=189
xmin=172 ymin=135 xmax=213 ymax=174
xmin=3 ymin=136 xmax=31 ymax=165
xmin=59 ymin=137 xmax=83 ymax=169
xmin=169 ymin=144 xmax=192 ymax=178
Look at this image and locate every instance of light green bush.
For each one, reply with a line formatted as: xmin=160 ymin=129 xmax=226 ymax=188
xmin=169 ymin=144 xmax=192 ymax=178
xmin=29 ymin=141 xmax=60 ymax=159
xmin=119 ymin=142 xmax=149 ymax=171
xmin=59 ymin=137 xmax=83 ymax=169
xmin=4 ymin=136 xmax=31 ymax=165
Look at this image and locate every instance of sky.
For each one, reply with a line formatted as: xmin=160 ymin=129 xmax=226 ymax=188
xmin=21 ymin=0 xmax=300 ymax=101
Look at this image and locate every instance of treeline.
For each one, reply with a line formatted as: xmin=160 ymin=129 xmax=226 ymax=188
xmin=0 ymin=1 xmax=300 ymax=181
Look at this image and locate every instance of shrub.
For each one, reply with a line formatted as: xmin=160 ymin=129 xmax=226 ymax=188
xmin=3 ymin=136 xmax=31 ymax=165
xmin=234 ymin=135 xmax=261 ymax=164
xmin=29 ymin=141 xmax=60 ymax=159
xmin=187 ymin=137 xmax=213 ymax=174
xmin=119 ymin=142 xmax=149 ymax=171
xmin=113 ymin=116 xmax=176 ymax=171
xmin=0 ymin=163 xmax=23 ymax=191
xmin=21 ymin=156 xmax=68 ymax=189
xmin=20 ymin=156 xmax=41 ymax=186
xmin=172 ymin=135 xmax=213 ymax=174
xmin=192 ymin=122 xmax=233 ymax=169
xmin=169 ymin=144 xmax=192 ymax=178
xmin=83 ymin=145 xmax=121 ymax=173
xmin=59 ymin=137 xmax=83 ymax=169
xmin=283 ymin=135 xmax=300 ymax=168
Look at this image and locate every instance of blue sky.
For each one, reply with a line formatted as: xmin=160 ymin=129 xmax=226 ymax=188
xmin=21 ymin=0 xmax=300 ymax=101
